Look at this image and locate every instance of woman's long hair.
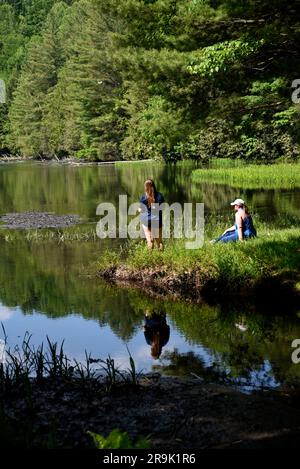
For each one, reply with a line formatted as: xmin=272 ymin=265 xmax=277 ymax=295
xmin=239 ymin=203 xmax=249 ymax=215
xmin=151 ymin=331 xmax=162 ymax=359
xmin=244 ymin=204 xmax=250 ymax=215
xmin=144 ymin=179 xmax=157 ymax=207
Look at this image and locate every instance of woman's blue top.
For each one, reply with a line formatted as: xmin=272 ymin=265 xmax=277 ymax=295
xmin=236 ymin=214 xmax=256 ymax=237
xmin=139 ymin=191 xmax=165 ymax=228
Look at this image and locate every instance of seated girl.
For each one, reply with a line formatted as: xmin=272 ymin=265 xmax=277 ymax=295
xmin=212 ymin=198 xmax=256 ymax=244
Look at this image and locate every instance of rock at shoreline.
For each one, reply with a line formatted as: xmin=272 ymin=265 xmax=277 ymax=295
xmin=0 ymin=211 xmax=80 ymax=229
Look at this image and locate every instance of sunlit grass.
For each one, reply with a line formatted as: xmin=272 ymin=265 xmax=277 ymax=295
xmin=97 ymin=221 xmax=300 ymax=288
xmin=192 ymin=162 xmax=300 ymax=189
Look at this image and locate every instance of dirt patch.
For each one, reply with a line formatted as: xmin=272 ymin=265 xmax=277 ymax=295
xmin=0 ymin=212 xmax=80 ymax=229
xmin=2 ymin=375 xmax=300 ymax=449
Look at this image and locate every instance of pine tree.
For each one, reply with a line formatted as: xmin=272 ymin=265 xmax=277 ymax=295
xmin=58 ymin=0 xmax=126 ymax=160
xmin=42 ymin=0 xmax=126 ymax=160
xmin=8 ymin=1 xmax=69 ymax=156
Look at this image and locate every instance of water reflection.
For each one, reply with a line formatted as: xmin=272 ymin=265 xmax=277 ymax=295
xmin=143 ymin=311 xmax=170 ymax=359
xmin=0 ymin=162 xmax=299 ymax=390
xmin=1 ymin=162 xmax=300 ymax=221
xmin=0 ymin=236 xmax=300 ymax=389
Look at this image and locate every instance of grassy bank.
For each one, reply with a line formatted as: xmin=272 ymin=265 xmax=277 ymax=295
xmin=192 ymin=162 xmax=300 ymax=189
xmin=97 ymin=222 xmax=300 ymax=306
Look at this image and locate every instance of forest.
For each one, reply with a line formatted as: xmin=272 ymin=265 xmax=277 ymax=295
xmin=0 ymin=0 xmax=300 ymax=161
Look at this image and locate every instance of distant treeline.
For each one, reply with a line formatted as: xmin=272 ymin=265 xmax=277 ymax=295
xmin=0 ymin=0 xmax=300 ymax=161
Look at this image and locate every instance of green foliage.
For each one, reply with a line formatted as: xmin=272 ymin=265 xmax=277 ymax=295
xmin=1 ymin=0 xmax=300 ymax=160
xmin=121 ymin=96 xmax=189 ymax=161
xmin=8 ymin=2 xmax=71 ymax=157
xmin=187 ymin=38 xmax=264 ymax=77
xmin=88 ymin=429 xmax=150 ymax=449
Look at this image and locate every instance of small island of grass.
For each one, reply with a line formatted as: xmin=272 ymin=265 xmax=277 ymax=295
xmin=97 ymin=221 xmax=300 ymax=310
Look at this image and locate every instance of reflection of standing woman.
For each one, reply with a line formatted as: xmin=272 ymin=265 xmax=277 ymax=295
xmin=139 ymin=179 xmax=165 ymax=250
xmin=144 ymin=312 xmax=170 ymax=360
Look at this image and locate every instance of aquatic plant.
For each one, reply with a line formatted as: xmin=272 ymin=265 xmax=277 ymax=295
xmin=0 ymin=227 xmax=99 ymax=243
xmin=88 ymin=429 xmax=150 ymax=449
xmin=192 ymin=163 xmax=300 ymax=190
xmin=0 ymin=332 xmax=140 ymax=393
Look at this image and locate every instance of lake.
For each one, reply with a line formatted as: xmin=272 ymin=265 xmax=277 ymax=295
xmin=0 ymin=160 xmax=300 ymax=391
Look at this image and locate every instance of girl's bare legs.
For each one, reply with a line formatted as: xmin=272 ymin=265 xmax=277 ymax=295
xmin=154 ymin=227 xmax=163 ymax=250
xmin=142 ymin=224 xmax=154 ymax=249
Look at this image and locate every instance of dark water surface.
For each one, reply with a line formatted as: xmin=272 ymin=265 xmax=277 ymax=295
xmin=0 ymin=161 xmax=300 ymax=391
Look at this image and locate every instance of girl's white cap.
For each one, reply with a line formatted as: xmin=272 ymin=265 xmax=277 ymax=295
xmin=230 ymin=198 xmax=245 ymax=206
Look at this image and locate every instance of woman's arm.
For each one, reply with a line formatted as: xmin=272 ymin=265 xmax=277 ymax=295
xmin=235 ymin=212 xmax=243 ymax=241
xmin=223 ymin=225 xmax=235 ymax=234
xmin=139 ymin=195 xmax=147 ymax=213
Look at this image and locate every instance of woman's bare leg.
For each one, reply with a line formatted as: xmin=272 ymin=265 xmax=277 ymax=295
xmin=154 ymin=227 xmax=163 ymax=250
xmin=142 ymin=224 xmax=154 ymax=249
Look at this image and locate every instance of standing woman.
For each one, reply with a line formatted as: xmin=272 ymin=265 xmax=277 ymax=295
xmin=139 ymin=179 xmax=165 ymax=249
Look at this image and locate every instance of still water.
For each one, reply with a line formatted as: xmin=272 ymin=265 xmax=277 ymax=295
xmin=0 ymin=161 xmax=300 ymax=391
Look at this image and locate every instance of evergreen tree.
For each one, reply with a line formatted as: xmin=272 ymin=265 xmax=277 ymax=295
xmin=8 ymin=1 xmax=69 ymax=156
xmin=1 ymin=0 xmax=300 ymax=160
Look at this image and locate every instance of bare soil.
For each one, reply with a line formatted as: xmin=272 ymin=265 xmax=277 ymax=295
xmin=2 ymin=375 xmax=300 ymax=449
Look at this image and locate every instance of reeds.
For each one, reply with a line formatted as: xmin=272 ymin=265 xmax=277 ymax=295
xmin=0 ymin=227 xmax=99 ymax=243
xmin=192 ymin=162 xmax=300 ymax=189
xmin=0 ymin=330 xmax=139 ymax=395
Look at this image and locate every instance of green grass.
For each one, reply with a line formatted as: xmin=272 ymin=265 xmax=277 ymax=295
xmin=192 ymin=162 xmax=300 ymax=189
xmin=97 ymin=221 xmax=300 ymax=290
xmin=115 ymin=159 xmax=157 ymax=167
xmin=208 ymin=158 xmax=246 ymax=169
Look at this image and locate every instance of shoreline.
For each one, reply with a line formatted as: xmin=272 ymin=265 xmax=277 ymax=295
xmin=97 ymin=264 xmax=300 ymax=312
xmin=2 ymin=373 xmax=300 ymax=449
xmin=0 ymin=156 xmax=154 ymax=166
xmin=96 ymin=224 xmax=300 ymax=313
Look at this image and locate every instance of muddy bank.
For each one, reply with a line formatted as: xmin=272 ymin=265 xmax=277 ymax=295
xmin=99 ymin=266 xmax=204 ymax=302
xmin=0 ymin=212 xmax=80 ymax=229
xmin=2 ymin=375 xmax=300 ymax=449
xmin=98 ymin=265 xmax=300 ymax=312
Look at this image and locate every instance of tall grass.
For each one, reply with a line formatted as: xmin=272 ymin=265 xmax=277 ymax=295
xmin=192 ymin=162 xmax=300 ymax=189
xmin=208 ymin=158 xmax=246 ymax=169
xmin=0 ymin=332 xmax=139 ymax=394
xmin=0 ymin=226 xmax=99 ymax=243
